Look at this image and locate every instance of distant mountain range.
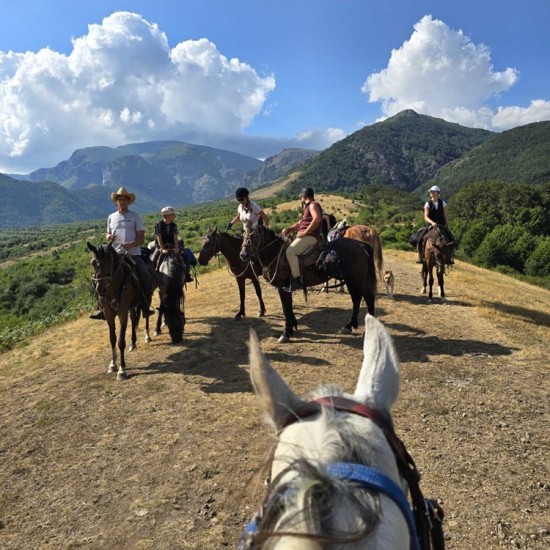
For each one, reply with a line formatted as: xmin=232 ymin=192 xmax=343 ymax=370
xmin=1 ymin=143 xmax=317 ymax=228
xmin=2 ymin=111 xmax=549 ymax=229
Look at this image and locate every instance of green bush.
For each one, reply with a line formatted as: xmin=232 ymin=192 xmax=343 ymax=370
xmin=525 ymin=237 xmax=550 ymax=277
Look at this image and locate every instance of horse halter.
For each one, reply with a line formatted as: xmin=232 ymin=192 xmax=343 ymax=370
xmin=239 ymin=396 xmax=431 ymax=550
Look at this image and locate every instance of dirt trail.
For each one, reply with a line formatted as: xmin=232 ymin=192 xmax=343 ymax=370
xmin=0 ymin=250 xmax=549 ymax=549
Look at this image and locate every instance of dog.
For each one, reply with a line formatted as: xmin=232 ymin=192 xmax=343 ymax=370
xmin=383 ymin=270 xmax=394 ymax=298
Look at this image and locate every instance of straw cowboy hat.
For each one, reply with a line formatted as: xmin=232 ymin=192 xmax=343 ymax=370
xmin=111 ymin=186 xmax=136 ymax=205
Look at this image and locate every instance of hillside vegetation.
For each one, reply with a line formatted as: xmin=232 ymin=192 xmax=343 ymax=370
xmin=433 ymin=121 xmax=550 ymax=195
xmin=292 ymin=110 xmax=492 ymax=193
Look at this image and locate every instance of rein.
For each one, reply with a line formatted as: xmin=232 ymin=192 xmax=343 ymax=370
xmin=91 ymin=253 xmax=131 ymax=313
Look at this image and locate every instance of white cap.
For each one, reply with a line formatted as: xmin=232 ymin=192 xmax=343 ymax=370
xmin=428 ymin=185 xmax=441 ymax=193
xmin=161 ymin=206 xmax=176 ymax=216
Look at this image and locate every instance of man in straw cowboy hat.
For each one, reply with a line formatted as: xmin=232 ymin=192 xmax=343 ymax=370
xmin=89 ymin=187 xmax=155 ymax=320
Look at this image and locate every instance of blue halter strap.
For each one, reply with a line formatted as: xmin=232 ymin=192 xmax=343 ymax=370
xmin=326 ymin=462 xmax=421 ymax=550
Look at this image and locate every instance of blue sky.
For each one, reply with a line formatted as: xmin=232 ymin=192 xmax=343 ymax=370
xmin=1 ymin=0 xmax=549 ymax=173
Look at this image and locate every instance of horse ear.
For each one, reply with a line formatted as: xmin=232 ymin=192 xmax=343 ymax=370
xmin=87 ymin=242 xmax=97 ymax=254
xmin=249 ymin=329 xmax=304 ymax=431
xmin=353 ymin=315 xmax=400 ymax=414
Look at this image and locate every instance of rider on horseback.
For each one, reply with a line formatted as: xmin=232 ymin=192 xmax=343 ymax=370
xmin=90 ymin=187 xmax=154 ymax=320
xmin=227 ymin=187 xmax=270 ymax=232
xmin=416 ymin=185 xmax=455 ymax=264
xmin=282 ymin=187 xmax=323 ymax=292
xmin=151 ymin=206 xmax=193 ymax=283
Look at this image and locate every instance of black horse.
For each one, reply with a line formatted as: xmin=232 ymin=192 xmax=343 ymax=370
xmin=87 ymin=242 xmax=156 ymax=379
xmin=239 ymin=225 xmax=377 ymax=343
xmin=198 ymin=228 xmax=266 ymax=320
xmin=155 ymin=251 xmax=186 ymax=343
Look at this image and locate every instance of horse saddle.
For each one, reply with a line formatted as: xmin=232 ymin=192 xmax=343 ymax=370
xmin=298 ymin=244 xmax=325 ymax=269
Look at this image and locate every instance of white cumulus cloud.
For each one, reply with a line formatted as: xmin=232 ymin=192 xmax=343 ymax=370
xmin=0 ymin=11 xmax=275 ymax=172
xmin=362 ymin=15 xmax=549 ymax=131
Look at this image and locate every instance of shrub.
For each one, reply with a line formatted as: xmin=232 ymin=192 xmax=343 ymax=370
xmin=525 ymin=237 xmax=550 ymax=277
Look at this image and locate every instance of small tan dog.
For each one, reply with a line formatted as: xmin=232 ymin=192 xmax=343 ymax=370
xmin=383 ymin=270 xmax=394 ymax=298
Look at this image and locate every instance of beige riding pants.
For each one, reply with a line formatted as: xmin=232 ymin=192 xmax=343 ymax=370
xmin=286 ymin=236 xmax=318 ymax=278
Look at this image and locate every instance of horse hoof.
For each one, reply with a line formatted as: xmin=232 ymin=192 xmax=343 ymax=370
xmin=421 ymin=288 xmax=427 ymax=295
xmin=128 ymin=344 xmax=136 ymax=352
xmin=258 ymin=310 xmax=266 ymax=317
xmin=340 ymin=326 xmax=353 ymax=334
xmin=277 ymin=334 xmax=290 ymax=344
xmin=153 ymin=330 xmax=160 ymax=336
xmin=117 ymin=371 xmax=128 ymax=381
xmin=145 ymin=336 xmax=151 ymax=343
xmin=233 ymin=314 xmax=244 ymax=321
xmin=107 ymin=366 xmax=116 ymax=374
xmin=428 ymin=299 xmax=433 ymax=303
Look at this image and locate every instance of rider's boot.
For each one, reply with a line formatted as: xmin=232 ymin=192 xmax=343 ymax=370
xmin=416 ymin=243 xmax=424 ymax=263
xmin=89 ymin=310 xmax=105 ymax=320
xmin=287 ymin=277 xmax=302 ymax=292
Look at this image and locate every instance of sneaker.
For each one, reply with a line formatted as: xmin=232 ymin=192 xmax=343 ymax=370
xmin=89 ymin=310 xmax=105 ymax=320
xmin=185 ymin=274 xmax=194 ymax=283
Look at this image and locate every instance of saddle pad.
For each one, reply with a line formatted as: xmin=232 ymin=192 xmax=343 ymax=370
xmin=298 ymin=245 xmax=323 ymax=268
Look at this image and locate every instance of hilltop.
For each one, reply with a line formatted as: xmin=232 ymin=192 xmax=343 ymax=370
xmin=1 ymin=251 xmax=549 ymax=549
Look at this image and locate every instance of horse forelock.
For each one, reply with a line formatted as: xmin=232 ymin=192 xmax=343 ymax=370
xmin=258 ymin=386 xmax=408 ymax=548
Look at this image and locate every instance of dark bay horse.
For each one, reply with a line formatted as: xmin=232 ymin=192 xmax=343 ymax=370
xmin=87 ymin=242 xmax=156 ymax=380
xmin=421 ymin=224 xmax=453 ymax=302
xmin=198 ymin=228 xmax=266 ymax=320
xmin=240 ymin=225 xmax=377 ymax=343
xmin=155 ymin=251 xmax=185 ymax=343
xmin=328 ymin=223 xmax=384 ymax=279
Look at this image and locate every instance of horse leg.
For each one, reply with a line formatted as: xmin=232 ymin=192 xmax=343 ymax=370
xmin=428 ymin=266 xmax=434 ymax=303
xmin=343 ymin=283 xmax=362 ymax=333
xmin=438 ymin=267 xmax=446 ymax=300
xmin=234 ymin=277 xmax=246 ymax=320
xmin=251 ymin=275 xmax=266 ymax=317
xmin=421 ymin=264 xmax=427 ymax=295
xmin=154 ymin=305 xmax=163 ymax=336
xmin=107 ymin=318 xmax=118 ymax=374
xmin=277 ymin=288 xmax=296 ymax=343
xmin=128 ymin=309 xmax=138 ymax=351
xmin=117 ymin=313 xmax=129 ymax=380
xmin=143 ymin=309 xmax=152 ymax=343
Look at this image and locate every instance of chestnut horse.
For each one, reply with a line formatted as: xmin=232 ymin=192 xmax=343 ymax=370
xmin=198 ymin=229 xmax=266 ymax=320
xmin=421 ymin=225 xmax=453 ymax=303
xmin=328 ymin=223 xmax=384 ymax=279
xmin=240 ymin=225 xmax=377 ymax=343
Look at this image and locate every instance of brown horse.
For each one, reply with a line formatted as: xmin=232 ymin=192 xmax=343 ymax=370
xmin=87 ymin=242 xmax=156 ymax=380
xmin=421 ymin=225 xmax=453 ymax=302
xmin=198 ymin=228 xmax=266 ymax=320
xmin=328 ymin=224 xmax=384 ymax=279
xmin=239 ymin=225 xmax=377 ymax=343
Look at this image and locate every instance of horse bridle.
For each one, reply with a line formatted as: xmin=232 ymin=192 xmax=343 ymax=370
xmin=91 ymin=249 xmax=129 ymax=312
xmin=239 ymin=396 xmax=444 ymax=550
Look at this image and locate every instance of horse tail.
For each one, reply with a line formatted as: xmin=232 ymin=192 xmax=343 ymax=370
xmin=371 ymin=231 xmax=384 ymax=280
xmin=367 ymin=245 xmax=378 ymax=299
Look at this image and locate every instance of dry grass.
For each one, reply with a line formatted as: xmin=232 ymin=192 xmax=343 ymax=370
xmin=0 ymin=250 xmax=549 ymax=549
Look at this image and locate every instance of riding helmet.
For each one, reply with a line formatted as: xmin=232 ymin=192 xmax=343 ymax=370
xmin=235 ymin=187 xmax=249 ymax=199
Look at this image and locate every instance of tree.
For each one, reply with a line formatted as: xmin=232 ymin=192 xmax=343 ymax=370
xmin=525 ymin=237 xmax=550 ymax=277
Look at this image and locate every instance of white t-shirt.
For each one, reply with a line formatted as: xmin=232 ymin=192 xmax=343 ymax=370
xmin=106 ymin=210 xmax=145 ymax=256
xmin=238 ymin=200 xmax=263 ymax=228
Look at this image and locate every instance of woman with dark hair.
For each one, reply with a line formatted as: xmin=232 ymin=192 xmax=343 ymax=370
xmin=227 ymin=187 xmax=269 ymax=231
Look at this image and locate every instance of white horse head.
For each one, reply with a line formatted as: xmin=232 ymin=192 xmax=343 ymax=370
xmin=246 ymin=314 xmax=410 ymax=549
